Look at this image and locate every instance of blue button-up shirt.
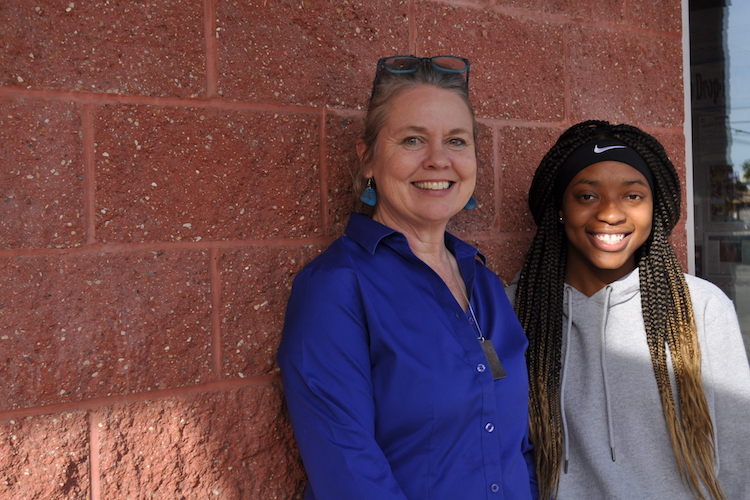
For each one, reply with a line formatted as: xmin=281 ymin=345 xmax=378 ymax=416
xmin=278 ymin=213 xmax=538 ymax=500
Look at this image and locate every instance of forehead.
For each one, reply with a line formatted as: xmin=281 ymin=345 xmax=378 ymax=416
xmin=383 ymin=85 xmax=474 ymax=129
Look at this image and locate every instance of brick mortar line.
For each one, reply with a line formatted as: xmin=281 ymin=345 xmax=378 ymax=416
xmin=2 ymin=86 xmax=679 ymax=133
xmin=82 ymin=104 xmax=97 ymax=246
xmin=492 ymin=124 xmax=502 ymax=229
xmin=204 ymin=0 xmax=219 ymax=98
xmin=0 ymin=237 xmax=338 ymax=257
xmin=0 ymin=87 xmax=327 ymax=115
xmin=89 ymin=410 xmax=102 ymax=500
xmin=0 ymin=375 xmax=281 ymax=421
xmin=210 ymin=247 xmax=222 ymax=381
xmin=315 ymin=110 xmax=328 ymax=234
xmin=563 ymin=23 xmax=571 ymax=127
xmin=424 ymin=0 xmax=683 ymax=38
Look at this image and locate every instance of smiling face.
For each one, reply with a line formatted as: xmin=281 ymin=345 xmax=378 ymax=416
xmin=358 ymin=84 xmax=477 ymax=236
xmin=560 ymin=160 xmax=653 ymax=296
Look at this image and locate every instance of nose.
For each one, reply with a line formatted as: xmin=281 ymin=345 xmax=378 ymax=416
xmin=597 ymin=197 xmax=626 ymax=225
xmin=424 ymin=141 xmax=451 ymax=169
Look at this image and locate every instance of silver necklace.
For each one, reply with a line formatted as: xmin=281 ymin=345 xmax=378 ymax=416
xmin=447 ymin=250 xmax=507 ymax=380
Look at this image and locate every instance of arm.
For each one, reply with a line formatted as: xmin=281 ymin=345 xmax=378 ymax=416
xmin=702 ymin=298 xmax=750 ymax=498
xmin=277 ymin=267 xmax=409 ymax=500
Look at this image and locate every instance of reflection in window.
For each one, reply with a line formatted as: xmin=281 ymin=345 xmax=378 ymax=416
xmin=690 ymin=0 xmax=750 ymax=357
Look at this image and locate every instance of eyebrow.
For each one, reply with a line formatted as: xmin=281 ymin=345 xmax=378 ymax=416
xmin=572 ymin=178 xmax=649 ymax=188
xmin=398 ymin=125 xmax=473 ymax=136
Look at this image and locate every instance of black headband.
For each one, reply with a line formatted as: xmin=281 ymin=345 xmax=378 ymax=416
xmin=554 ymin=138 xmax=654 ymax=206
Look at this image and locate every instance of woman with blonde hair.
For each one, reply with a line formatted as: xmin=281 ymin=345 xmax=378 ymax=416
xmin=279 ymin=56 xmax=538 ymax=499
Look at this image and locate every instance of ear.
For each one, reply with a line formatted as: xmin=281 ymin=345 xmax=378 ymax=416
xmin=558 ymin=209 xmax=564 ymax=223
xmin=356 ymin=139 xmax=373 ymax=178
xmin=356 ymin=139 xmax=367 ymax=164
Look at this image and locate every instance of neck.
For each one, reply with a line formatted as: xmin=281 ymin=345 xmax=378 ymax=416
xmin=371 ymin=212 xmax=467 ymax=310
xmin=372 ymin=212 xmax=448 ymax=262
xmin=565 ymin=261 xmax=637 ymax=297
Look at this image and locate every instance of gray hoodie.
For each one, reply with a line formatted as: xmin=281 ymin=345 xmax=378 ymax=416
xmin=507 ymin=269 xmax=750 ymax=499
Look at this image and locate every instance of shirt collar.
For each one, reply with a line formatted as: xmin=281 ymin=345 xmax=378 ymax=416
xmin=344 ymin=212 xmax=486 ymax=265
xmin=345 ymin=213 xmax=397 ymax=254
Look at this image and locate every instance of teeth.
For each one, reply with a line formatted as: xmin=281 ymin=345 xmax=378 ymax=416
xmin=595 ymin=233 xmax=626 ymax=244
xmin=413 ymin=181 xmax=451 ymax=190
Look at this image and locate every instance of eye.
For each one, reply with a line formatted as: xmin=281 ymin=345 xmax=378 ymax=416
xmin=625 ymin=193 xmax=646 ymax=201
xmin=579 ymin=193 xmax=596 ymax=201
xmin=447 ymin=137 xmax=468 ymax=148
xmin=401 ymin=136 xmax=422 ymax=148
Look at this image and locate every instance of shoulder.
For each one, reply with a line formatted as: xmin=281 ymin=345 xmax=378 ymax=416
xmin=683 ymin=273 xmax=735 ymax=312
xmin=289 ymin=237 xmax=367 ymax=296
xmin=683 ymin=275 xmax=742 ymax=348
xmin=301 ymin=236 xmax=358 ymax=272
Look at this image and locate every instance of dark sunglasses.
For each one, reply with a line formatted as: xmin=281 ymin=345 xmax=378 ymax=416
xmin=369 ymin=55 xmax=471 ymax=101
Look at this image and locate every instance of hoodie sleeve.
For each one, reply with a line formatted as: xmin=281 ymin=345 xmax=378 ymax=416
xmin=692 ymin=278 xmax=750 ymax=498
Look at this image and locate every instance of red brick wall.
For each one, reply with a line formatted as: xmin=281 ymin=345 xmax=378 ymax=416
xmin=0 ymin=0 xmax=685 ymax=498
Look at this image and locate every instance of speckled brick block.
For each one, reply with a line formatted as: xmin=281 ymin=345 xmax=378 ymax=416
xmin=626 ymin=0 xmax=683 ymax=33
xmin=495 ymin=125 xmax=563 ymax=232
xmin=416 ymin=2 xmax=565 ymax=122
xmin=671 ymin=226 xmax=689 ymax=270
xmin=494 ymin=0 xmax=628 ymax=23
xmin=644 ymin=128 xmax=688 ymax=229
xmin=216 ymin=0 xmax=410 ymax=107
xmin=0 ymin=98 xmax=84 ymax=249
xmin=94 ymin=104 xmax=322 ymax=243
xmin=567 ymin=25 xmax=684 ymax=128
xmin=220 ymin=245 xmax=322 ymax=379
xmin=468 ymin=234 xmax=536 ymax=286
xmin=324 ymin=113 xmax=364 ymax=237
xmin=0 ymin=411 xmax=90 ymax=500
xmin=0 ymin=0 xmax=691 ymax=498
xmin=0 ymin=250 xmax=212 ymax=410
xmin=97 ymin=385 xmax=305 ymax=500
xmin=0 ymin=0 xmax=206 ymax=97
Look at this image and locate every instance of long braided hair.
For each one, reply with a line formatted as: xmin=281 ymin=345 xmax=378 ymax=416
xmin=514 ymin=120 xmax=724 ymax=500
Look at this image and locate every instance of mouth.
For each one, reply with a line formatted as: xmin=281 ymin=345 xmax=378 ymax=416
xmin=413 ymin=180 xmax=453 ymax=191
xmin=593 ymin=233 xmax=628 ymax=245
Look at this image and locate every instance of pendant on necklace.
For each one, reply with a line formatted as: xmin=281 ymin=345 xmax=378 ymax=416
xmin=480 ymin=338 xmax=507 ymax=380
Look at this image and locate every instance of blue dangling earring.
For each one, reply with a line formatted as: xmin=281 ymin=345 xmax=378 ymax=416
xmin=360 ymin=178 xmax=377 ymax=206
xmin=464 ymin=196 xmax=477 ymax=210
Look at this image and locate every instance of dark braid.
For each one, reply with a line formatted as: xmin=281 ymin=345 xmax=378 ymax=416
xmin=515 ymin=120 xmax=724 ymax=500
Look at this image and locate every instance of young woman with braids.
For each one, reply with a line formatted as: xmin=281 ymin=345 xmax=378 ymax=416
xmin=507 ymin=120 xmax=750 ymax=500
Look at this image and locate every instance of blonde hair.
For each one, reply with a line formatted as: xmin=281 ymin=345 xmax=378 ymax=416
xmin=353 ymin=63 xmax=477 ymax=210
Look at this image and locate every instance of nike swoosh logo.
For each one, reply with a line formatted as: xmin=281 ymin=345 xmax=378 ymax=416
xmin=594 ymin=144 xmax=627 ymax=154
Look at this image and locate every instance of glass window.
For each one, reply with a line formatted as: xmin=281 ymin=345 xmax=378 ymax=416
xmin=690 ymin=0 xmax=750 ymax=358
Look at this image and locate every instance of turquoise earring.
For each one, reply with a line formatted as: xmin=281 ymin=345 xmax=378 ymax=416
xmin=464 ymin=196 xmax=477 ymax=210
xmin=360 ymin=178 xmax=377 ymax=206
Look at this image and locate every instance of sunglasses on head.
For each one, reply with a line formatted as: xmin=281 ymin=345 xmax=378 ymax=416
xmin=369 ymin=55 xmax=471 ymax=101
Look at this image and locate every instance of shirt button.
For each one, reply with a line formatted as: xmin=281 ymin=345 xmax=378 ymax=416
xmin=469 ymin=317 xmax=475 ymax=324
xmin=477 ymin=364 xmax=486 ymax=373
xmin=491 ymin=483 xmax=500 ymax=493
xmin=485 ymin=422 xmax=494 ymax=432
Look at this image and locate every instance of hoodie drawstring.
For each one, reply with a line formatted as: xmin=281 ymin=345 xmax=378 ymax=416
xmin=561 ymin=286 xmax=573 ymax=474
xmin=601 ymin=285 xmax=616 ymax=462
xmin=561 ymin=285 xmax=617 ymax=474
